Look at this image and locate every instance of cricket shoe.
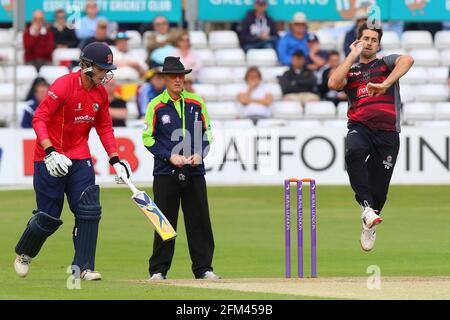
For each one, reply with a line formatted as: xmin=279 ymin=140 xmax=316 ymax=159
xmin=81 ymin=269 xmax=102 ymax=281
xmin=149 ymin=273 xmax=166 ymax=280
xmin=361 ymin=206 xmax=382 ymax=229
xmin=199 ymin=271 xmax=221 ymax=280
xmin=14 ymin=254 xmax=32 ymax=277
xmin=360 ymin=222 xmax=377 ymax=251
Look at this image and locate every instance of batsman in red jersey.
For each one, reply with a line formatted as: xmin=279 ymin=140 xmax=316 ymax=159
xmin=329 ymin=23 xmax=414 ymax=252
xmin=14 ymin=42 xmax=132 ymax=280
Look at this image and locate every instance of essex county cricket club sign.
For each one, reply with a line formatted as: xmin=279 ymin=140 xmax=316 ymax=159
xmin=0 ymin=0 xmax=182 ymax=23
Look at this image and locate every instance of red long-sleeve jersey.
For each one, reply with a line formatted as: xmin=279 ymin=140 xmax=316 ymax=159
xmin=23 ymin=26 xmax=55 ymax=63
xmin=32 ymin=71 xmax=117 ymax=161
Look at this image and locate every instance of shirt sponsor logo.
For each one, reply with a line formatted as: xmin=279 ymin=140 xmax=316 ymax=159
xmin=74 ymin=115 xmax=95 ymax=124
xmin=348 ymin=71 xmax=362 ymax=77
xmin=357 ymin=86 xmax=369 ymax=98
xmin=48 ymin=91 xmax=58 ymax=100
xmin=161 ymin=114 xmax=171 ymax=125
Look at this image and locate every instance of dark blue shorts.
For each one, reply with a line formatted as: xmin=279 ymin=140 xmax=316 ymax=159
xmin=33 ymin=158 xmax=95 ymax=219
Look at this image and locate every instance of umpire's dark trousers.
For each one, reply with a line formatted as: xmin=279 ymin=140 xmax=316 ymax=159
xmin=345 ymin=122 xmax=400 ymax=213
xmin=149 ymin=175 xmax=215 ymax=278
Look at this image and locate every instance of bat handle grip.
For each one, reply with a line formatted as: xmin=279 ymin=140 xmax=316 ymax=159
xmin=122 ymin=176 xmax=140 ymax=195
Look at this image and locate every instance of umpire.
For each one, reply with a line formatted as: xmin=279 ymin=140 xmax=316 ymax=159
xmin=142 ymin=56 xmax=220 ymax=280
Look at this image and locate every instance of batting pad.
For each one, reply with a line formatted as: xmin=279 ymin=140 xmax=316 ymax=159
xmin=15 ymin=211 xmax=63 ymax=258
xmin=72 ymin=185 xmax=102 ymax=272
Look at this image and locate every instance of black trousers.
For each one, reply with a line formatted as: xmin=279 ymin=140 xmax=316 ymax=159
xmin=149 ymin=175 xmax=215 ymax=278
xmin=345 ymin=123 xmax=400 ymax=213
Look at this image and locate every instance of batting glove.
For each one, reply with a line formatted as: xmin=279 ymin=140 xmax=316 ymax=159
xmin=110 ymin=157 xmax=132 ymax=184
xmin=44 ymin=147 xmax=72 ymax=178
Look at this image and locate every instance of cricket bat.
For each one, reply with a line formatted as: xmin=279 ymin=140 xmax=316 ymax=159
xmin=122 ymin=177 xmax=177 ymax=241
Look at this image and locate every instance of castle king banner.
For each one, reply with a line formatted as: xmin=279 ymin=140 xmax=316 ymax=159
xmin=198 ymin=0 xmax=448 ymax=21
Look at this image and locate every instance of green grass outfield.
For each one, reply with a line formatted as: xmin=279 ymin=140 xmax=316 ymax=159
xmin=1 ymin=185 xmax=450 ymax=300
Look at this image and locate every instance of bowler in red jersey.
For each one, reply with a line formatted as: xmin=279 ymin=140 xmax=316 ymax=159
xmin=328 ymin=23 xmax=414 ymax=252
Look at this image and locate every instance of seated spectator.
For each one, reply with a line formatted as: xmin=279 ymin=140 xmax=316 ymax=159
xmin=113 ymin=31 xmax=148 ymax=77
xmin=343 ymin=9 xmax=367 ymax=57
xmin=51 ymin=8 xmax=79 ymax=48
xmin=277 ymin=12 xmax=310 ymax=66
xmin=319 ymin=50 xmax=347 ymax=106
xmin=278 ymin=50 xmax=319 ymax=105
xmin=237 ymin=66 xmax=273 ymax=124
xmin=238 ymin=0 xmax=278 ymax=52
xmin=21 ymin=77 xmax=50 ymax=128
xmin=145 ymin=16 xmax=178 ymax=67
xmin=306 ymin=33 xmax=329 ymax=86
xmin=75 ymin=1 xmax=105 ymax=41
xmin=23 ymin=10 xmax=55 ymax=71
xmin=139 ymin=16 xmax=178 ymax=35
xmin=79 ymin=19 xmax=114 ymax=49
xmin=136 ymin=68 xmax=166 ymax=118
xmin=170 ymin=31 xmax=202 ymax=82
xmin=306 ymin=33 xmax=328 ymax=72
xmin=104 ymin=79 xmax=127 ymax=127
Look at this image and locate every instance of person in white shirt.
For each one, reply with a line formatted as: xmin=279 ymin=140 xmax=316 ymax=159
xmin=145 ymin=16 xmax=178 ymax=67
xmin=113 ymin=31 xmax=148 ymax=77
xmin=237 ymin=66 xmax=273 ymax=123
